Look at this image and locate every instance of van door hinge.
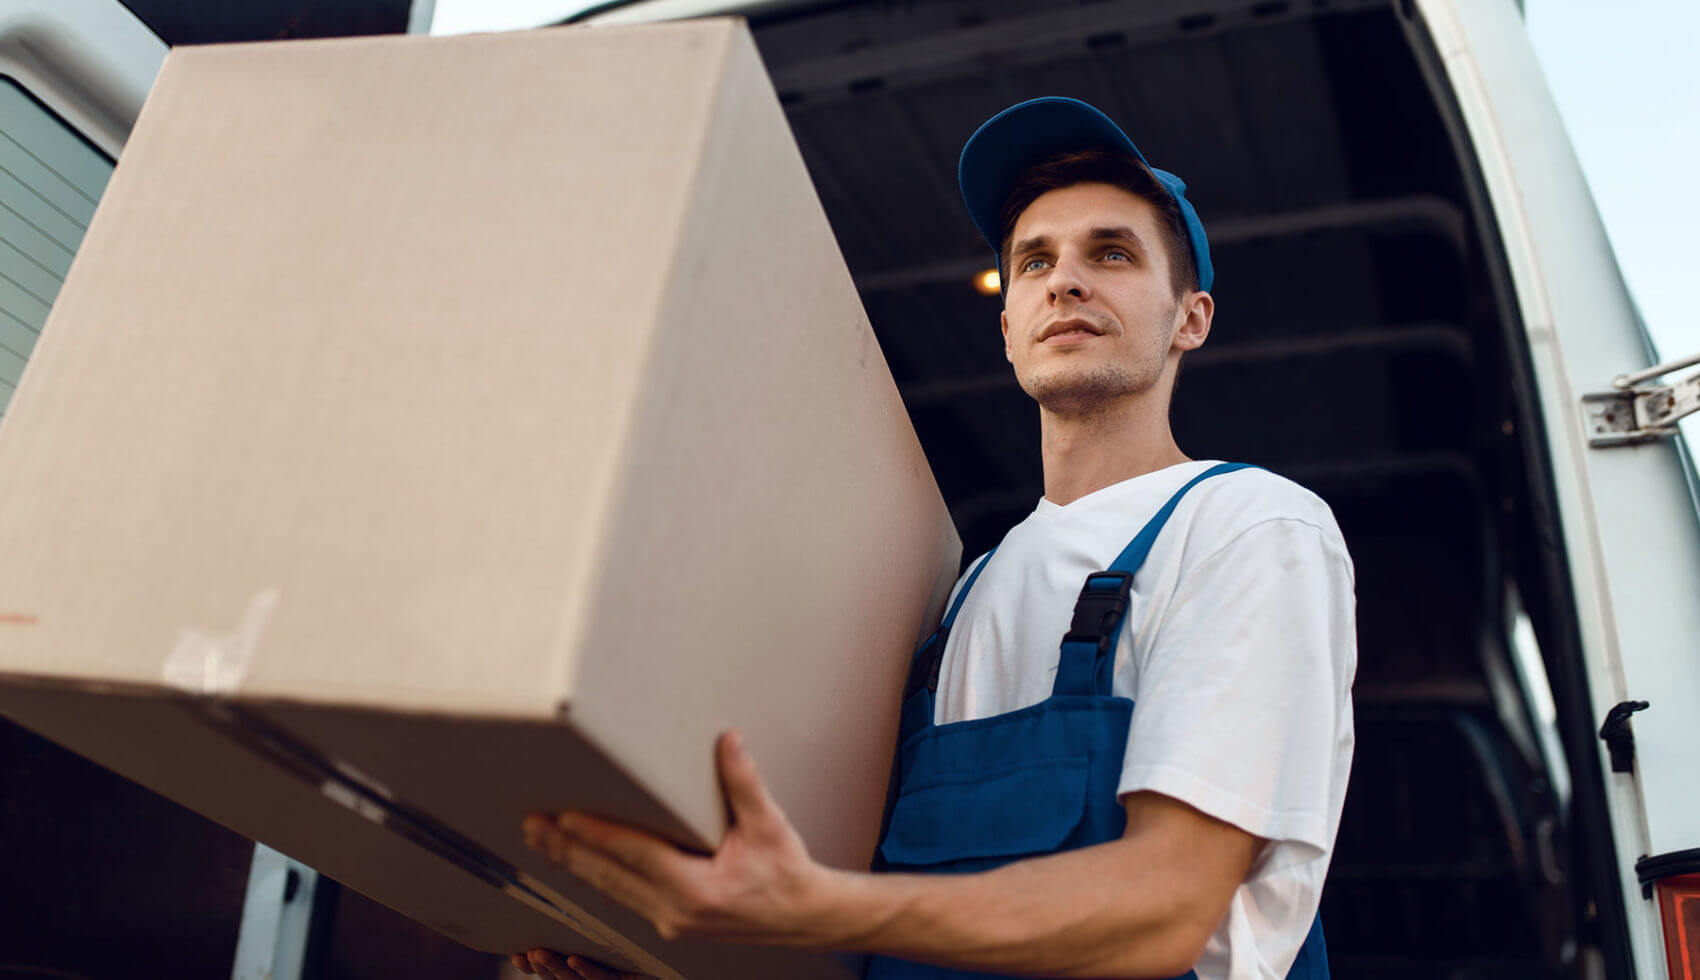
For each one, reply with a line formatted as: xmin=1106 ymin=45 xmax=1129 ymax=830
xmin=1583 ymin=352 xmax=1700 ymax=446
xmin=1598 ymin=699 xmax=1649 ymax=774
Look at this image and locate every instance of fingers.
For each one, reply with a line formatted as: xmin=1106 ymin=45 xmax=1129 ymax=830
xmin=529 ymin=811 xmax=674 ymax=882
xmin=716 ymin=730 xmax=782 ymax=834
xmin=511 ymin=951 xmax=536 ymax=975
xmin=563 ymin=954 xmax=645 ymax=980
xmin=523 ymin=813 xmax=566 ymax=860
xmin=526 ymin=814 xmax=677 ymax=919
xmin=556 ymin=814 xmax=696 ymax=885
xmin=565 ymin=836 xmax=671 ymax=915
xmin=525 ymin=949 xmax=576 ymax=979
xmin=526 ymin=948 xmax=651 ymax=980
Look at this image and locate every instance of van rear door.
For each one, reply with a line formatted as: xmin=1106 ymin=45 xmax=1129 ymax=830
xmin=1406 ymin=1 xmax=1700 ymax=975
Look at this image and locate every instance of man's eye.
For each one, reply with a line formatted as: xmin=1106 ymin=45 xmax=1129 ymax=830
xmin=1021 ymin=257 xmax=1049 ymax=273
xmin=1103 ymin=249 xmax=1130 ymax=262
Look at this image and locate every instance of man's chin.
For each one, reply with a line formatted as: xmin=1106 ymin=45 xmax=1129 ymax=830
xmin=1021 ymin=365 xmax=1150 ymax=415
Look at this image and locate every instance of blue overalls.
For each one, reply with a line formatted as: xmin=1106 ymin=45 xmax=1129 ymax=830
xmin=867 ymin=464 xmax=1329 ymax=980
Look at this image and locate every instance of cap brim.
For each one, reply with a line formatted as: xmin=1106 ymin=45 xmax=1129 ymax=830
xmin=957 ymin=97 xmax=1148 ymax=255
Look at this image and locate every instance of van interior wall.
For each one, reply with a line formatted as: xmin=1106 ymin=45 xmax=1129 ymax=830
xmin=751 ymin=0 xmax=1597 ymax=976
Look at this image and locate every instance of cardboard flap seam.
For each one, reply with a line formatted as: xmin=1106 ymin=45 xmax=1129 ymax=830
xmin=192 ymin=700 xmax=675 ymax=975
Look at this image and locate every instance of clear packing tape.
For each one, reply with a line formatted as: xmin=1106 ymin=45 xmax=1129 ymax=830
xmin=162 ymin=589 xmax=280 ymax=695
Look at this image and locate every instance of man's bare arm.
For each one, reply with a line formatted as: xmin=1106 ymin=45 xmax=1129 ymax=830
xmin=523 ymin=732 xmax=1260 ymax=978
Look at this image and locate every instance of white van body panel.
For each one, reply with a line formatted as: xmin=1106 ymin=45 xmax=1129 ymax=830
xmin=0 ymin=0 xmax=162 ymax=417
xmin=1417 ymin=0 xmax=1700 ymax=973
xmin=427 ymin=0 xmax=803 ymax=34
xmin=0 ymin=0 xmax=163 ymax=157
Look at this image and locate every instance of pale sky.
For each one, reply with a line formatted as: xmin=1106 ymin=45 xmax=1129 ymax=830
xmin=1526 ymin=0 xmax=1699 ymax=445
xmin=1526 ymin=0 xmax=1700 ymax=362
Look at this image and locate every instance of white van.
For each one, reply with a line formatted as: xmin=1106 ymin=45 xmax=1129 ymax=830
xmin=1 ymin=0 xmax=1695 ymax=977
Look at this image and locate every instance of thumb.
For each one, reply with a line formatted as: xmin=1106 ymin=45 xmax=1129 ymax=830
xmin=717 ymin=730 xmax=783 ymax=832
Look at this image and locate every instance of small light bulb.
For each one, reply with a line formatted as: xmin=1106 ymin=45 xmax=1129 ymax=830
xmin=973 ymin=269 xmax=1001 ymax=295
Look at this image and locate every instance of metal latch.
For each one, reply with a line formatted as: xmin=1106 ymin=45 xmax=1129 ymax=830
xmin=1583 ymin=352 xmax=1700 ymax=446
xmin=1599 ymin=699 xmax=1650 ymax=774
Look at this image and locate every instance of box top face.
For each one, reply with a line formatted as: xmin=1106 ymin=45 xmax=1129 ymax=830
xmin=0 ymin=22 xmax=746 ymax=716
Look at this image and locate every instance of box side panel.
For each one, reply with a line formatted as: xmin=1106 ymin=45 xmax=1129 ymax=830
xmin=254 ymin=700 xmax=859 ymax=980
xmin=573 ymin=24 xmax=962 ymax=869
xmin=0 ymin=682 xmax=647 ymax=961
xmin=0 ymin=25 xmax=727 ymax=715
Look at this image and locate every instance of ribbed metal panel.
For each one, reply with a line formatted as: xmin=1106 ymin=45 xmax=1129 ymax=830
xmin=0 ymin=78 xmax=112 ymax=418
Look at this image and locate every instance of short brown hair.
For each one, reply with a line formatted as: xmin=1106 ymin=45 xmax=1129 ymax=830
xmin=997 ymin=149 xmax=1198 ymax=298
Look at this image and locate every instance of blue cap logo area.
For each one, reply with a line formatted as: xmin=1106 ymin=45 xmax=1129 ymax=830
xmin=957 ymin=96 xmax=1213 ymax=292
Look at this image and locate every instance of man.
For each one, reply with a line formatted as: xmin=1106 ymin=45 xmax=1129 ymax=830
xmin=515 ymin=97 xmax=1355 ymax=980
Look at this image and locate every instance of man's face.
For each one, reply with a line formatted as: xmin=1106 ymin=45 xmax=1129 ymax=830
xmin=999 ymin=182 xmax=1207 ymax=416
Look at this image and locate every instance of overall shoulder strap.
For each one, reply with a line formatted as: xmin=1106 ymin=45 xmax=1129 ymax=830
xmin=1106 ymin=462 xmax=1256 ymax=574
xmin=905 ymin=546 xmax=999 ymax=703
xmin=1053 ymin=462 xmax=1257 ymax=697
xmin=942 ymin=546 xmax=998 ymax=631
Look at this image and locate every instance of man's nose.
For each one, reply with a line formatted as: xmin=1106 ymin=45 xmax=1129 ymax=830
xmin=1047 ymin=255 xmax=1090 ymax=302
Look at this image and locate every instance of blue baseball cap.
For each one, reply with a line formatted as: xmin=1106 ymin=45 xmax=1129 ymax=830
xmin=957 ymin=96 xmax=1213 ymax=292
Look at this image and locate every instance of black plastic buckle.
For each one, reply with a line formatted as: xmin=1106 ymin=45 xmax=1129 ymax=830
xmin=904 ymin=628 xmax=948 ymax=698
xmin=1062 ymin=571 xmax=1134 ymax=653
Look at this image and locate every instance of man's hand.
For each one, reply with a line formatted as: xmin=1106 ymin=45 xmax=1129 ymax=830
xmin=520 ymin=730 xmax=1259 ymax=977
xmin=522 ymin=730 xmax=848 ymax=946
xmin=509 ymin=948 xmax=650 ymax=979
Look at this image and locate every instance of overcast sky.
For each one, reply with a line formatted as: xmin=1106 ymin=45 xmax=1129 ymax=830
xmin=1526 ymin=0 xmax=1699 ymax=363
xmin=1526 ymin=0 xmax=1698 ymax=450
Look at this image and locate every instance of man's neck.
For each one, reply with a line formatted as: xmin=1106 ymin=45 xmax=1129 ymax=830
xmin=1038 ymin=395 xmax=1189 ymax=506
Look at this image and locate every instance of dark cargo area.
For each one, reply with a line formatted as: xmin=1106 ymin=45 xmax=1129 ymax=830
xmin=751 ymin=0 xmax=1612 ymax=976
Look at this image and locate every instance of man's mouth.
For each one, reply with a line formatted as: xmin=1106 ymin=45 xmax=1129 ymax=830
xmin=1038 ymin=319 xmax=1104 ymax=344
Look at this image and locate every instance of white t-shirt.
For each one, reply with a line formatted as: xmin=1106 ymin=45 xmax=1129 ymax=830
xmin=934 ymin=460 xmax=1356 ymax=980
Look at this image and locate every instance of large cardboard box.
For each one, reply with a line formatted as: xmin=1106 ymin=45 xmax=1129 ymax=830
xmin=0 ymin=20 xmax=960 ymax=978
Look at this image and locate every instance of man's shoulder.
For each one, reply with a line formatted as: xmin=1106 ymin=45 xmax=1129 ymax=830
xmin=1181 ymin=464 xmax=1349 ymax=559
xmin=1192 ymin=464 xmax=1333 ymax=517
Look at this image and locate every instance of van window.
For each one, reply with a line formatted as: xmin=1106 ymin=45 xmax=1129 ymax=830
xmin=0 ymin=78 xmax=113 ymax=419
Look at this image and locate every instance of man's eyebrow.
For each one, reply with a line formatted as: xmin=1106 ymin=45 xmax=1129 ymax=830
xmin=1089 ymin=226 xmax=1146 ymax=249
xmin=1009 ymin=233 xmax=1052 ymax=258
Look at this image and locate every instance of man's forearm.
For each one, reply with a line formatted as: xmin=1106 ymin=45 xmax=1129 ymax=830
xmin=530 ymin=744 xmax=1252 ymax=978
xmin=812 ymin=835 xmax=1211 ymax=978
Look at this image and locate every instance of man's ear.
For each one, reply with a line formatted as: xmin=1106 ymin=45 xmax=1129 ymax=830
xmin=1000 ymin=309 xmax=1013 ymax=364
xmin=1172 ymin=290 xmax=1213 ymax=353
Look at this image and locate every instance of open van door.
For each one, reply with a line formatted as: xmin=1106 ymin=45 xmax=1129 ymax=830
xmin=0 ymin=0 xmax=161 ymax=417
xmin=1403 ymin=1 xmax=1700 ymax=976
